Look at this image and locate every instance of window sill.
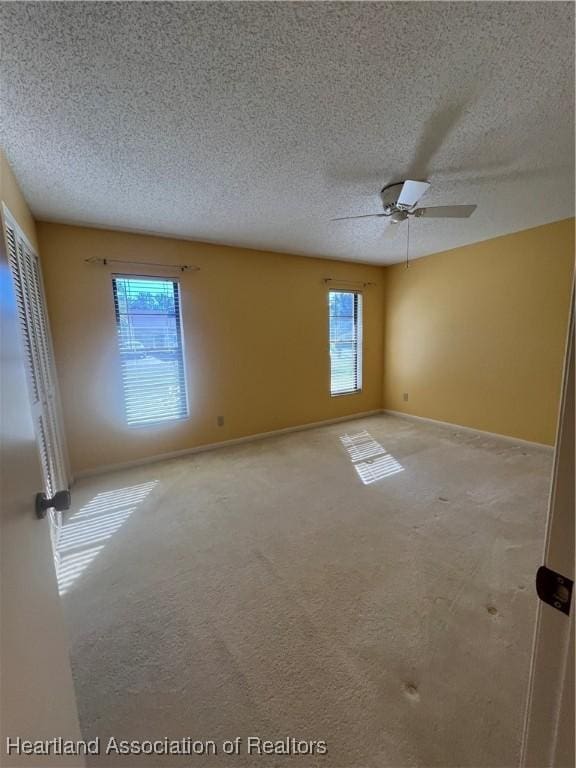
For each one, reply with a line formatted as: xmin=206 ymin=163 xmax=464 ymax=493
xmin=331 ymin=389 xmax=362 ymax=398
xmin=127 ymin=414 xmax=190 ymax=430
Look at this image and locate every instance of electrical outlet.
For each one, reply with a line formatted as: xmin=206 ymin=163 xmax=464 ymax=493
xmin=217 ymin=416 xmax=224 ymax=427
xmin=403 ymin=393 xmax=409 ymax=402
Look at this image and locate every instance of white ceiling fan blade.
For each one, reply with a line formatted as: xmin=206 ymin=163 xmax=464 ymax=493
xmin=414 ymin=205 xmax=476 ymax=219
xmin=397 ymin=180 xmax=430 ymax=208
xmin=331 ymin=213 xmax=386 ymax=221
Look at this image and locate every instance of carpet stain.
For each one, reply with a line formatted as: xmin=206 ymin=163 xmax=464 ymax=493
xmin=403 ymin=682 xmax=420 ymax=701
xmin=486 ymin=605 xmax=498 ymax=615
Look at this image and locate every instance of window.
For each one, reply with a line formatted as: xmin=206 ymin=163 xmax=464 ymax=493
xmin=112 ymin=276 xmax=188 ymax=426
xmin=329 ymin=290 xmax=363 ymax=395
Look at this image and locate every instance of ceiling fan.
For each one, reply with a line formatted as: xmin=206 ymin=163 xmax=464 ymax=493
xmin=332 ymin=180 xmax=476 ymax=224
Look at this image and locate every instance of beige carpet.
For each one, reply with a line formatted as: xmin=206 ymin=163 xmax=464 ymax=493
xmin=58 ymin=414 xmax=552 ymax=767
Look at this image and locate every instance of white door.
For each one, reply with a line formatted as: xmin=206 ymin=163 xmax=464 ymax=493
xmin=521 ymin=290 xmax=574 ymax=767
xmin=0 ymin=210 xmax=84 ymax=764
xmin=3 ymin=206 xmax=70 ymax=560
xmin=3 ymin=207 xmax=70 ymax=496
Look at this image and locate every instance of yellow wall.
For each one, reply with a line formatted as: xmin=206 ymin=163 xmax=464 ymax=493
xmin=6 ymin=147 xmax=573 ymax=472
xmin=0 ymin=151 xmax=39 ymax=250
xmin=382 ymin=219 xmax=574 ymax=445
xmin=37 ymin=222 xmax=384 ymax=475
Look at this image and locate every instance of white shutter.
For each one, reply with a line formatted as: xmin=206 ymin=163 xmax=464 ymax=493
xmin=29 ymin=245 xmax=68 ymax=490
xmin=3 ymin=209 xmax=70 ymax=500
xmin=5 ymin=225 xmax=40 ymax=403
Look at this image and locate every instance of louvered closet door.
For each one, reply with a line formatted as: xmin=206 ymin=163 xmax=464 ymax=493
xmin=4 ymin=216 xmax=69 ymax=499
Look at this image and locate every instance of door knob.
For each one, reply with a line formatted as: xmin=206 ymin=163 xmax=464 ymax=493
xmin=35 ymin=490 xmax=71 ymax=519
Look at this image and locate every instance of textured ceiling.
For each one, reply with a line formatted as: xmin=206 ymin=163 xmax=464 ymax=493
xmin=1 ymin=1 xmax=574 ymax=265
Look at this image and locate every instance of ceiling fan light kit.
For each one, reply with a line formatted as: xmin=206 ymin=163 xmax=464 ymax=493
xmin=332 ymin=179 xmax=477 ymax=225
xmin=380 ymin=180 xmax=430 ymax=212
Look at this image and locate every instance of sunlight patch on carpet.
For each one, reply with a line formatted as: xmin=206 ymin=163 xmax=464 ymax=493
xmin=339 ymin=430 xmax=404 ymax=484
xmin=57 ymin=480 xmax=158 ymax=594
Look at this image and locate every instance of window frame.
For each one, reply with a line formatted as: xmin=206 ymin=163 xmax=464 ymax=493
xmin=111 ymin=273 xmax=190 ymax=428
xmin=328 ymin=288 xmax=363 ymax=397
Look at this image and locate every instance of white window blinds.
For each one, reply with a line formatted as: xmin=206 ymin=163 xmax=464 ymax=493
xmin=112 ymin=276 xmax=189 ymax=426
xmin=329 ymin=290 xmax=363 ymax=396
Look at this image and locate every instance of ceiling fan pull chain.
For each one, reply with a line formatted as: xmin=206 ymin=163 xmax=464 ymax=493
xmin=405 ymin=217 xmax=410 ymax=269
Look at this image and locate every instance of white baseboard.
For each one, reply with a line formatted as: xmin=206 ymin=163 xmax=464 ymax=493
xmin=74 ymin=409 xmax=382 ymax=480
xmin=74 ymin=407 xmax=553 ymax=480
xmin=382 ymin=409 xmax=553 ymax=450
